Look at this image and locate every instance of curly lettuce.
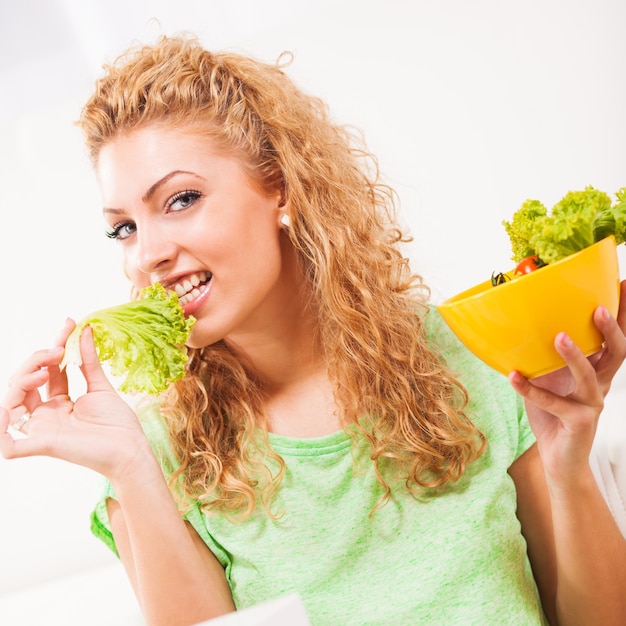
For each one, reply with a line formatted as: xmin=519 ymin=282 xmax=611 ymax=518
xmin=502 ymin=199 xmax=548 ymax=262
xmin=593 ymin=187 xmax=626 ymax=244
xmin=60 ymin=284 xmax=195 ymax=394
xmin=502 ymin=186 xmax=626 ymax=264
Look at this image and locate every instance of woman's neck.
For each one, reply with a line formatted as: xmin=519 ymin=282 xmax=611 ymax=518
xmin=222 ymin=243 xmax=340 ymax=437
xmin=226 ymin=307 xmax=339 ymax=438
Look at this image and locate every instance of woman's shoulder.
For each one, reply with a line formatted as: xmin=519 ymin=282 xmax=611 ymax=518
xmin=422 ymin=303 xmax=535 ymax=463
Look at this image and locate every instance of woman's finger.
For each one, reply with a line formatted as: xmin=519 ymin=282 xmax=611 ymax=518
xmin=509 ymin=332 xmax=602 ymax=424
xmin=78 ymin=326 xmax=116 ymax=394
xmin=615 ymin=279 xmax=626 ymax=333
xmin=509 ymin=369 xmax=587 ymax=423
xmin=553 ymin=332 xmax=603 ymax=408
xmin=53 ymin=318 xmax=76 ymax=348
xmin=3 ymin=348 xmax=64 ymax=413
xmin=47 ymin=318 xmax=76 ymax=399
xmin=589 ymin=303 xmax=626 ymax=394
xmin=0 ymin=406 xmax=17 ymax=457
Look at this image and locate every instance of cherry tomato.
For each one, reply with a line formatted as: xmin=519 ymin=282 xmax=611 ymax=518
xmin=514 ymin=255 xmax=546 ymax=275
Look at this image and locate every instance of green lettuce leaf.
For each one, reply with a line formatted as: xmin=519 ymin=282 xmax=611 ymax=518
xmin=503 ymin=186 xmax=626 ymax=264
xmin=60 ymin=284 xmax=195 ymax=394
xmin=593 ymin=187 xmax=626 ymax=245
xmin=502 ymin=199 xmax=548 ymax=263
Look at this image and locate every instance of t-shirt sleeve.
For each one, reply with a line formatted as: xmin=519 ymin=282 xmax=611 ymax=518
xmin=91 ymin=478 xmax=118 ymax=556
xmin=90 ymin=398 xmax=234 ymax=570
xmin=89 ymin=397 xmax=184 ymax=557
xmin=514 ymin=392 xmax=536 ymax=459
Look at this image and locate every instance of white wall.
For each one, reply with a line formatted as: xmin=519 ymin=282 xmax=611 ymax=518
xmin=1 ymin=0 xmax=625 ymax=619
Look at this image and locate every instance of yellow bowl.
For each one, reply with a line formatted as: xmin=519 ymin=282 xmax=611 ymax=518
xmin=436 ymin=236 xmax=621 ymax=378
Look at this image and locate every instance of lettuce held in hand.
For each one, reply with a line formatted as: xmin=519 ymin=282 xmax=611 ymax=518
xmin=61 ymin=284 xmax=195 ymax=394
xmin=503 ymin=186 xmax=626 ymax=264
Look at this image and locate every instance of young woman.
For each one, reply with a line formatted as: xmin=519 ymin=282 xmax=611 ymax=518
xmin=1 ymin=35 xmax=625 ymax=626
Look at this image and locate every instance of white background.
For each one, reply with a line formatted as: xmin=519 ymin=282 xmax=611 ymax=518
xmin=1 ymin=0 xmax=625 ymax=623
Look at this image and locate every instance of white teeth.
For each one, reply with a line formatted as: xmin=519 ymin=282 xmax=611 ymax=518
xmin=171 ymin=271 xmax=211 ymax=305
xmin=178 ymin=287 xmax=203 ymax=307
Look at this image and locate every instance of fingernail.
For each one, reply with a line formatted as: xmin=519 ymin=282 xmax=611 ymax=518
xmin=599 ymin=306 xmax=610 ymax=320
xmin=508 ymin=370 xmax=521 ymax=383
xmin=558 ymin=332 xmax=573 ymax=347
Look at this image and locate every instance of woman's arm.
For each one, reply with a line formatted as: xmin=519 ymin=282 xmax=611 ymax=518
xmin=0 ymin=323 xmax=235 ymax=626
xmin=511 ymin=443 xmax=626 ymax=626
xmin=509 ymin=281 xmax=626 ymax=625
xmin=508 ymin=445 xmax=557 ymax=625
xmin=106 ymin=458 xmax=235 ymax=625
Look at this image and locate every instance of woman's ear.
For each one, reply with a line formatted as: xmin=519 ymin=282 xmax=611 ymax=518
xmin=276 ymin=186 xmax=291 ymax=229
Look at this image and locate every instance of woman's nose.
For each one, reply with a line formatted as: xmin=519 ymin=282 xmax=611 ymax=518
xmin=134 ymin=226 xmax=176 ymax=275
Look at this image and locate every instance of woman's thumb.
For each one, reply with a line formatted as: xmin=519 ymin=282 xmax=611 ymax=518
xmin=78 ymin=326 xmax=115 ymax=393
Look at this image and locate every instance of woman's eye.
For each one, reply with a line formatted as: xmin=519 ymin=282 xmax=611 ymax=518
xmin=167 ymin=190 xmax=202 ymax=211
xmin=105 ymin=221 xmax=136 ymax=241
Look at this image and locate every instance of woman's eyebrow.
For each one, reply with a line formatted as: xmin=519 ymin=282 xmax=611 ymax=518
xmin=102 ymin=170 xmax=206 ymax=214
xmin=141 ymin=170 xmax=204 ymax=202
xmin=103 ymin=206 xmax=125 ymax=216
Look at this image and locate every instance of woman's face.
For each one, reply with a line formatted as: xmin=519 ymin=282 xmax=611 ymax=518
xmin=97 ymin=125 xmax=295 ymax=349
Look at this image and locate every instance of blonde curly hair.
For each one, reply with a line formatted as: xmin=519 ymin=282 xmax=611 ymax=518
xmin=79 ymin=34 xmax=485 ymax=517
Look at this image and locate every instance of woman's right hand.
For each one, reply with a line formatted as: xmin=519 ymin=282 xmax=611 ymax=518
xmin=0 ymin=319 xmax=153 ymax=482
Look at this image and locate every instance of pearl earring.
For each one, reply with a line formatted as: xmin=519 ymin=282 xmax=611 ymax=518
xmin=279 ymin=213 xmax=291 ymax=228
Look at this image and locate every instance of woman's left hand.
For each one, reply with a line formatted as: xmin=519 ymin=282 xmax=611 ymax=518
xmin=509 ymin=279 xmax=626 ymax=485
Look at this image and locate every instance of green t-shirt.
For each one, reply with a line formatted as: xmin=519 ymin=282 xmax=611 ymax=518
xmin=91 ymin=309 xmax=547 ymax=625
